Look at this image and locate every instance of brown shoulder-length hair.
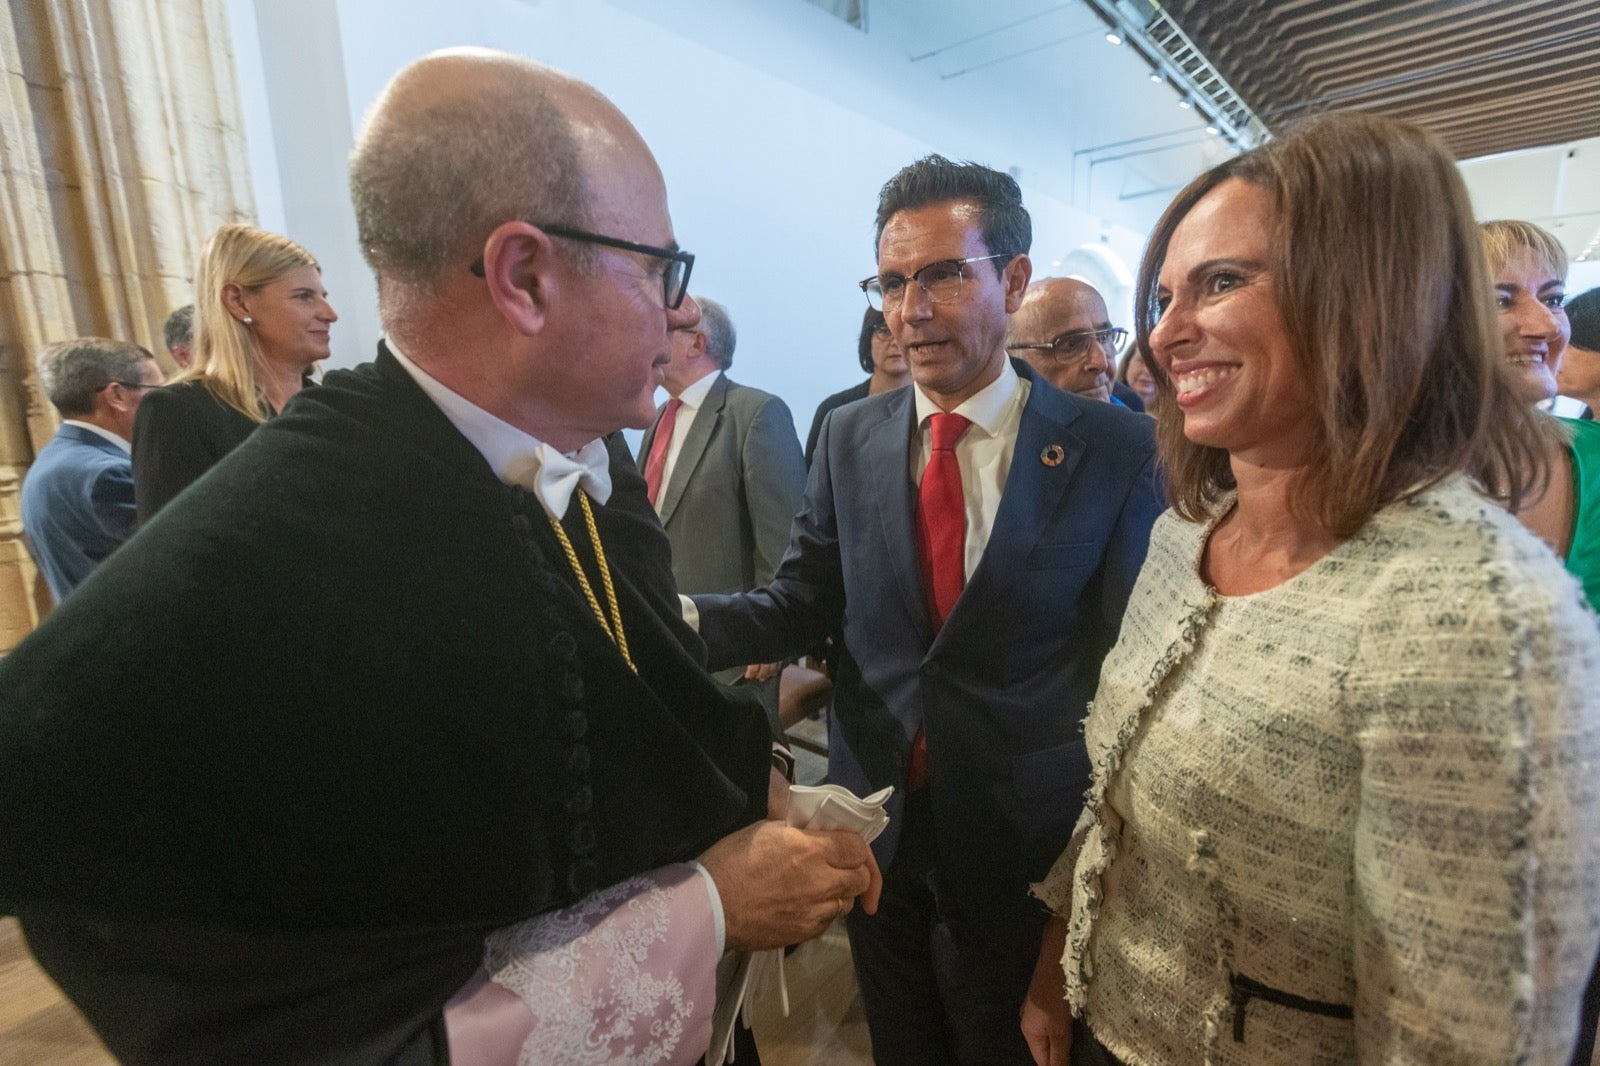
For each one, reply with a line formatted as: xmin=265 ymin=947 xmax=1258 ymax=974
xmin=1134 ymin=111 xmax=1546 ymax=536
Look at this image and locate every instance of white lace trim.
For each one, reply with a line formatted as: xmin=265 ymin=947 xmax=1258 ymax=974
xmin=485 ymin=874 xmax=697 ymax=1065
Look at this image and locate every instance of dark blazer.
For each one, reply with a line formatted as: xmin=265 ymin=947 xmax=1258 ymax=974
xmin=638 ymin=372 xmax=806 ymax=598
xmin=804 ymin=379 xmax=870 ymax=468
xmin=131 ymin=380 xmax=270 ymax=523
xmin=693 ymin=359 xmax=1162 ymax=921
xmin=1112 ymin=380 xmax=1145 ymax=412
xmin=0 ymin=347 xmax=771 ymax=1063
xmin=19 ymin=424 xmax=136 ymax=601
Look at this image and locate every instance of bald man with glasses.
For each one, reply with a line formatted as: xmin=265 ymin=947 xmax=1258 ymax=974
xmin=0 ymin=49 xmax=875 ymax=1066
xmin=1007 ymin=277 xmax=1145 ymax=411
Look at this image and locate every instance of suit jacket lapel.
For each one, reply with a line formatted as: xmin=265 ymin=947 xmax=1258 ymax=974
xmin=868 ymin=388 xmax=933 ymax=647
xmin=933 ymin=375 xmax=1084 ymax=651
xmin=657 ymin=372 xmax=727 ymax=525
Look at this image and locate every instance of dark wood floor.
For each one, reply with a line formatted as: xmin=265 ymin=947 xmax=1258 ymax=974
xmin=0 ymin=919 xmax=113 ymax=1066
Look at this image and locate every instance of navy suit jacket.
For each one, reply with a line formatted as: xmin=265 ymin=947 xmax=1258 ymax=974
xmin=20 ymin=424 xmax=137 ymax=601
xmin=693 ymin=359 xmax=1162 ymax=922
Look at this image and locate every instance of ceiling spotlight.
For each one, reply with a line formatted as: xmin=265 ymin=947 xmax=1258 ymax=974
xmin=1177 ymin=97 xmax=1192 ymax=109
xmin=1206 ymin=125 xmax=1220 ymax=135
xmin=1105 ymin=31 xmax=1123 ymax=44
xmin=1150 ymin=72 xmax=1163 ymax=83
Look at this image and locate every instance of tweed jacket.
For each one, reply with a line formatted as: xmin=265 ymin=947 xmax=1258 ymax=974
xmin=1035 ymin=479 xmax=1600 ymax=1064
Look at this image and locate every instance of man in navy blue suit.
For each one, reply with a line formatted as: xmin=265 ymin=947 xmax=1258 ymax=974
xmin=691 ymin=156 xmax=1163 ymax=1064
xmin=22 ymin=338 xmax=163 ymax=601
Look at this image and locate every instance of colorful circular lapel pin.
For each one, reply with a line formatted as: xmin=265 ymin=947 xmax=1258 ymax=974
xmin=1041 ymin=444 xmax=1066 ymax=467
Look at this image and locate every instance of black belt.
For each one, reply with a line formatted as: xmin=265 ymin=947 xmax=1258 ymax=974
xmin=1229 ymin=972 xmax=1353 ymax=1042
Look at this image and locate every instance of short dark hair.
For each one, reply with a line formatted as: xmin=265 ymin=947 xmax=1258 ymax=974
xmin=874 ymin=155 xmax=1030 ymax=273
xmin=163 ymin=304 xmax=194 ymax=353
xmin=857 ymin=307 xmax=886 ymax=373
xmin=37 ymin=338 xmax=156 ymax=417
xmin=1570 ymin=288 xmax=1600 ymax=351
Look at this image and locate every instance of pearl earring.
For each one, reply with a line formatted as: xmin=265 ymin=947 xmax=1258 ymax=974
xmin=242 ymin=316 xmax=254 ymax=325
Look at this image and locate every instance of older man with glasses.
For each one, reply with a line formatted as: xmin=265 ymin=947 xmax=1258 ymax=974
xmin=0 ymin=48 xmax=877 ymax=1066
xmin=1007 ymin=277 xmax=1140 ymax=409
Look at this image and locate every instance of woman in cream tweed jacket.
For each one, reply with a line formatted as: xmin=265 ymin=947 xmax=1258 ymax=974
xmin=1021 ymin=112 xmax=1600 ymax=1066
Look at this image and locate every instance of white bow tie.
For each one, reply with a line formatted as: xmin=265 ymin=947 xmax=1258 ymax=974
xmin=504 ymin=438 xmax=613 ymax=520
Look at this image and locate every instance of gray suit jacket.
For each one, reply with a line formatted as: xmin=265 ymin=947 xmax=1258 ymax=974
xmin=639 ymin=372 xmax=806 ymax=597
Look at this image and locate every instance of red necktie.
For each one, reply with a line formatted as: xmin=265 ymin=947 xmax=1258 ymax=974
xmin=644 ymin=397 xmax=683 ymax=506
xmin=909 ymin=411 xmax=970 ymax=791
xmin=917 ymin=412 xmax=971 ymax=627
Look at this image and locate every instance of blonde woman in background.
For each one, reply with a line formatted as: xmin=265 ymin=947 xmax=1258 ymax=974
xmin=132 ymin=223 xmax=336 ymax=521
xmin=1480 ymin=219 xmax=1600 ymax=613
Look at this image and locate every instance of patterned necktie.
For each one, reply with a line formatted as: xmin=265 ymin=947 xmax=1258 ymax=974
xmin=643 ymin=397 xmax=683 ymax=506
xmin=909 ymin=412 xmax=970 ymax=793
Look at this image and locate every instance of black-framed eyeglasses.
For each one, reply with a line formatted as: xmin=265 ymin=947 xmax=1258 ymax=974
xmin=1008 ymin=327 xmax=1128 ymax=362
xmin=870 ymin=323 xmax=892 ymax=338
xmin=471 ymin=224 xmax=695 ymax=309
xmin=859 ymin=253 xmax=1012 ymax=312
xmin=101 ymin=380 xmax=160 ymax=392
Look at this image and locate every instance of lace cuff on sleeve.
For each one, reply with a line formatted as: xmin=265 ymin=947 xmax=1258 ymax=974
xmin=446 ymin=863 xmax=720 ymax=1065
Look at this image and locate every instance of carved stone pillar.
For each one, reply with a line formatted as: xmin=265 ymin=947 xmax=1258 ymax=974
xmin=0 ymin=0 xmax=255 ymax=651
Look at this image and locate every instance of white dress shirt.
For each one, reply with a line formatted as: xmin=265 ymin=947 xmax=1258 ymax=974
xmin=387 ymin=341 xmax=610 ymax=521
xmin=910 ymin=354 xmax=1030 ymax=580
xmin=63 ymin=419 xmax=131 ymax=453
xmin=653 ymin=368 xmax=719 ymax=511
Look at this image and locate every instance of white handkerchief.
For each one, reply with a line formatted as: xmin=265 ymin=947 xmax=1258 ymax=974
xmin=708 ymin=784 xmax=894 ymax=1063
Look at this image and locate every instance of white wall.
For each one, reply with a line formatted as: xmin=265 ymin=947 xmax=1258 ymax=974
xmin=227 ymin=0 xmax=1121 ymax=442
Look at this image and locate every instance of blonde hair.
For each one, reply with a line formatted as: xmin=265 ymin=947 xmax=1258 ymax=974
xmin=1480 ymin=219 xmax=1569 ymax=280
xmin=180 ymin=223 xmax=320 ymax=422
xmin=1134 ymin=111 xmax=1548 ymax=536
xmin=1476 ymin=218 xmax=1574 ymax=460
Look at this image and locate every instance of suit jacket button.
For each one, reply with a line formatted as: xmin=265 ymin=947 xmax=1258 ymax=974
xmin=921 ymin=661 xmax=941 ymax=678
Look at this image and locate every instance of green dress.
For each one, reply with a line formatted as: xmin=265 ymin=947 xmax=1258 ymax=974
xmin=1562 ymin=416 xmax=1600 ymax=613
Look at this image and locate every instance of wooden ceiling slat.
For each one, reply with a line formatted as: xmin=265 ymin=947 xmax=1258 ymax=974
xmin=1296 ymin=8 xmax=1595 ymax=88
xmin=1159 ymin=0 xmax=1600 ymax=159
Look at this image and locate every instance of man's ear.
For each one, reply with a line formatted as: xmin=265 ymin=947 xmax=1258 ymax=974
xmin=98 ymin=382 xmax=137 ymax=419
xmin=479 ymin=221 xmax=559 ymax=336
xmin=690 ymin=328 xmax=709 ymax=359
xmin=1002 ymin=254 xmax=1033 ymax=314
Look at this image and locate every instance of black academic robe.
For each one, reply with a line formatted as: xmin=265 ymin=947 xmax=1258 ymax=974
xmin=0 ymin=345 xmax=771 ymax=1064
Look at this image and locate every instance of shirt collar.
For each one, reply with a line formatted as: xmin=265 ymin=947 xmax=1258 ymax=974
xmin=674 ymin=368 xmax=720 ymax=410
xmin=912 ymin=353 xmax=1021 ymax=437
xmin=387 ymin=339 xmax=611 ymax=520
xmin=63 ymin=419 xmax=131 ymax=453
